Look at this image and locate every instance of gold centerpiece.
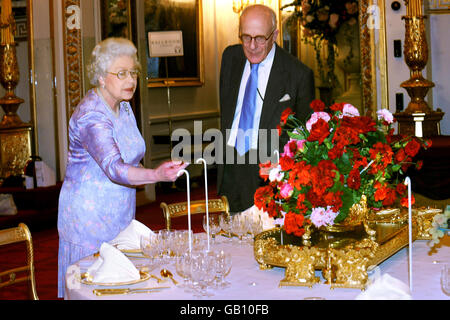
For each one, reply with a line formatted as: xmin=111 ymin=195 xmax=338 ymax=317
xmin=254 ymin=206 xmax=441 ymax=289
xmin=253 ymin=98 xmax=433 ymax=289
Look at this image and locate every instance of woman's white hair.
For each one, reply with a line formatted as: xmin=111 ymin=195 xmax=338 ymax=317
xmin=87 ymin=37 xmax=141 ymax=86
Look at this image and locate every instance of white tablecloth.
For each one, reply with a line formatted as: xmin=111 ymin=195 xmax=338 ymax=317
xmin=65 ymin=234 xmax=449 ymax=300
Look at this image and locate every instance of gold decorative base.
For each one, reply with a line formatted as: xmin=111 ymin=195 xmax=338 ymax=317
xmin=0 ymin=124 xmax=32 ymax=179
xmin=254 ymin=207 xmax=441 ymax=290
xmin=394 ymin=110 xmax=444 ymax=137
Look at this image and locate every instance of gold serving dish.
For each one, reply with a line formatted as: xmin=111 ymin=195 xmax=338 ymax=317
xmin=254 ymin=207 xmax=441 ymax=290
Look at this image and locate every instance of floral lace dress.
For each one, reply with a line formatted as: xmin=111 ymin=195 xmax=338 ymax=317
xmin=57 ymin=89 xmax=145 ymax=298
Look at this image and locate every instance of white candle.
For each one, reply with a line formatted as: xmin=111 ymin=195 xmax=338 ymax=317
xmin=404 ymin=177 xmax=413 ymax=293
xmin=273 ymin=150 xmax=279 ymax=163
xmin=195 ymin=158 xmax=210 ymax=251
xmin=177 ymin=169 xmax=192 ymax=253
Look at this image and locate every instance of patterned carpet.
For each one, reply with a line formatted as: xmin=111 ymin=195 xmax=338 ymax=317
xmin=0 ymin=181 xmax=217 ymax=300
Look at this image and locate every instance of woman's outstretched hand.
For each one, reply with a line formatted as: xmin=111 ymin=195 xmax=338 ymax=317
xmin=154 ymin=160 xmax=189 ymax=182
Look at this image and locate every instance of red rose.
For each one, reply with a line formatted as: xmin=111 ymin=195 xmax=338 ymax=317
xmin=307 ymin=118 xmax=330 ymax=144
xmin=405 ymin=139 xmax=421 ymax=157
xmin=394 ymin=149 xmax=407 ymax=163
xmin=329 ymin=102 xmax=345 ymax=112
xmin=254 ymin=185 xmax=274 ymax=210
xmin=415 ymin=160 xmax=423 ymax=170
xmin=310 ymin=99 xmax=326 ymax=112
xmin=280 ymin=108 xmax=294 ymax=125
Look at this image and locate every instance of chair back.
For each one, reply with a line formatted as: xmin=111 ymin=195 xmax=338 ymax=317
xmin=160 ymin=195 xmax=230 ymax=230
xmin=0 ymin=223 xmax=38 ymax=300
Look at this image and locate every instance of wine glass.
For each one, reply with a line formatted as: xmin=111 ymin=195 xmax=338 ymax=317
xmin=232 ymin=214 xmax=247 ymax=244
xmin=219 ymin=213 xmax=233 ymax=241
xmin=213 ymin=250 xmax=232 ymax=289
xmin=208 ymin=215 xmax=222 ymax=243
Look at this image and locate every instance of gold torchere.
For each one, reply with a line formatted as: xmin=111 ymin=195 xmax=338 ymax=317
xmin=0 ymin=0 xmax=32 ymax=180
xmin=394 ymin=0 xmax=444 ymax=137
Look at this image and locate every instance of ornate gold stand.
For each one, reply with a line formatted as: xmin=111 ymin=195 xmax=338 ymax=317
xmin=0 ymin=16 xmax=33 ymax=180
xmin=394 ymin=1 xmax=444 ymax=137
xmin=254 ymin=207 xmax=441 ymax=290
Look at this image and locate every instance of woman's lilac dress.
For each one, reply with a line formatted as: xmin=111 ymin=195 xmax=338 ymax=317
xmin=57 ymin=89 xmax=145 ymax=298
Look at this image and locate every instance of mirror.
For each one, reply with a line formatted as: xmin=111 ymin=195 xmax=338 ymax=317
xmin=279 ymin=0 xmax=387 ymax=116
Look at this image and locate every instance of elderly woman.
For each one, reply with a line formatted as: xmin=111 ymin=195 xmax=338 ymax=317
xmin=57 ymin=37 xmax=187 ymax=298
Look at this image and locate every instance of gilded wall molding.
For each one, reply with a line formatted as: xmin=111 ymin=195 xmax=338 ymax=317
xmin=62 ymin=0 xmax=83 ymax=120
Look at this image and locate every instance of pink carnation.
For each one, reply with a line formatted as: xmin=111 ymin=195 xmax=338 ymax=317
xmin=279 ymin=183 xmax=294 ymax=199
xmin=339 ymin=103 xmax=360 ymax=118
xmin=310 ymin=206 xmax=338 ymax=228
xmin=306 ymin=112 xmax=331 ymax=131
xmin=377 ymin=109 xmax=394 ymax=124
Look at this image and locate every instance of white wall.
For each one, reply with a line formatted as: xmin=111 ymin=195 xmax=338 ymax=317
xmin=429 ymin=14 xmax=450 ymax=135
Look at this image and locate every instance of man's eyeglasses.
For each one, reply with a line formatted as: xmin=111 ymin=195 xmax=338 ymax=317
xmin=239 ymin=28 xmax=275 ymax=45
xmin=107 ymin=69 xmax=140 ymax=80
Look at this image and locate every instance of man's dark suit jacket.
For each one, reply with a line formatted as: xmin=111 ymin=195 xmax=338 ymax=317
xmin=217 ymin=43 xmax=315 ymax=212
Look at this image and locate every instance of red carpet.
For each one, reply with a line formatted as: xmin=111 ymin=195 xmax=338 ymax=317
xmin=0 ymin=181 xmax=218 ymax=300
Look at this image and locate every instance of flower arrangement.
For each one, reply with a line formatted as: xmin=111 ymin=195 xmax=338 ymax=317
xmin=254 ymin=100 xmax=432 ymax=237
xmin=281 ymin=0 xmax=359 ymax=87
xmin=428 ymin=205 xmax=450 ymax=246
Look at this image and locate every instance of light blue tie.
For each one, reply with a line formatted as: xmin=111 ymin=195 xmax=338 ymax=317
xmin=236 ymin=63 xmax=259 ymax=156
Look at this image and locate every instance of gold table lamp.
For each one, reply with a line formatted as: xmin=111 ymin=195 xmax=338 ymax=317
xmin=0 ymin=0 xmax=32 ymax=180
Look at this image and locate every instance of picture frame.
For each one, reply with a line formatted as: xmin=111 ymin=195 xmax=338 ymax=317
xmin=144 ymin=0 xmax=204 ymax=87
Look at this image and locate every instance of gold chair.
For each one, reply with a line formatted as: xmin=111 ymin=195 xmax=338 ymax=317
xmin=0 ymin=223 xmax=38 ymax=300
xmin=160 ymin=195 xmax=230 ymax=231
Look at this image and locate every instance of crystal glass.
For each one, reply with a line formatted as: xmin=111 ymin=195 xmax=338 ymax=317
xmin=232 ymin=214 xmax=247 ymax=243
xmin=203 ymin=214 xmax=222 ymax=244
xmin=175 ymin=253 xmax=193 ymax=292
xmin=219 ymin=213 xmax=233 ymax=240
xmin=140 ymin=233 xmax=162 ymax=270
xmin=213 ymin=250 xmax=232 ymax=289
xmin=189 ymin=251 xmax=216 ymax=297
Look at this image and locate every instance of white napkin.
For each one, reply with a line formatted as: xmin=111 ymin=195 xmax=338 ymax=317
xmin=241 ymin=205 xmax=276 ymax=231
xmin=109 ymin=219 xmax=154 ymax=250
xmin=87 ymin=242 xmax=140 ymax=284
xmin=355 ymin=274 xmax=412 ymax=300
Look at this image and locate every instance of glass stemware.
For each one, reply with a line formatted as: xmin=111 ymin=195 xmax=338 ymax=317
xmin=213 ymin=250 xmax=232 ymax=289
xmin=219 ymin=213 xmax=233 ymax=241
xmin=232 ymin=214 xmax=247 ymax=243
xmin=203 ymin=214 xmax=222 ymax=245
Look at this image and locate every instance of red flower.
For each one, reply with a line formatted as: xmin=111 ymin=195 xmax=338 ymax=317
xmin=329 ymin=102 xmax=345 ymax=112
xmin=254 ymin=185 xmax=274 ymax=211
xmin=415 ymin=160 xmax=423 ymax=170
xmin=394 ymin=149 xmax=407 ymax=163
xmin=280 ymin=155 xmax=295 ymax=171
xmin=396 ymin=183 xmax=406 ymax=195
xmin=284 ymin=211 xmax=305 ymax=237
xmin=405 ymin=139 xmax=421 ymax=157
xmin=280 ymin=108 xmax=294 ymax=125
xmin=347 ymin=168 xmax=361 ymax=190
xmin=259 ymin=161 xmax=275 ymax=181
xmin=307 ymin=118 xmax=330 ymax=144
xmin=310 ymin=99 xmax=326 ymax=112
xmin=400 ymin=194 xmax=415 ymax=207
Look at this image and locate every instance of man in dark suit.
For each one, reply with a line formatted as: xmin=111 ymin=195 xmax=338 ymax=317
xmin=217 ymin=4 xmax=315 ymax=214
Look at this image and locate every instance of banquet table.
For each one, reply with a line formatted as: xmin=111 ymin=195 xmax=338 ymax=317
xmin=65 ymin=233 xmax=449 ymax=300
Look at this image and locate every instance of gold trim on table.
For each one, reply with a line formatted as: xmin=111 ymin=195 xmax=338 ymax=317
xmin=254 ymin=207 xmax=442 ymax=290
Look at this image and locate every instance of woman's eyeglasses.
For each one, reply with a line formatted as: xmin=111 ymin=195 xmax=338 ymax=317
xmin=107 ymin=70 xmax=140 ymax=80
xmin=239 ymin=28 xmax=275 ymax=45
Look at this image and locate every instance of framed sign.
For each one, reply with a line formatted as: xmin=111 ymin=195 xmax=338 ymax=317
xmin=144 ymin=0 xmax=204 ymax=87
xmin=148 ymin=31 xmax=184 ymax=57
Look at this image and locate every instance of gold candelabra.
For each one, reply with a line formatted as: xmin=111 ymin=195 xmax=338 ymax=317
xmin=394 ymin=0 xmax=444 ymax=137
xmin=0 ymin=0 xmax=32 ymax=180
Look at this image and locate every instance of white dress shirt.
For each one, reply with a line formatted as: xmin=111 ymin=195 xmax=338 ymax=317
xmin=227 ymin=45 xmax=276 ymax=149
